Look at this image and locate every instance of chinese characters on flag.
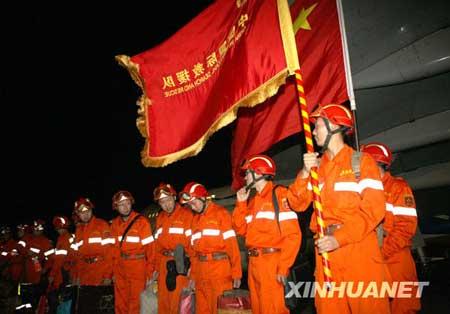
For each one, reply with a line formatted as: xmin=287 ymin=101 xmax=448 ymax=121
xmin=117 ymin=0 xmax=299 ymax=167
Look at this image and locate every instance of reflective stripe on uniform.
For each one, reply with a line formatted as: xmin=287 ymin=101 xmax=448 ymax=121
xmin=255 ymin=211 xmax=275 ymax=220
xmin=222 ymin=230 xmax=236 ymax=239
xmin=279 ymin=211 xmax=297 ymax=221
xmin=88 ymin=237 xmax=102 ymax=244
xmin=141 ymin=236 xmax=154 ymax=245
xmin=44 ymin=249 xmax=55 ymax=256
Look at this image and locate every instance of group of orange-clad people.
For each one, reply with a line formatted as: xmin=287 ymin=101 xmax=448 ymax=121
xmin=0 ymin=104 xmax=421 ymax=313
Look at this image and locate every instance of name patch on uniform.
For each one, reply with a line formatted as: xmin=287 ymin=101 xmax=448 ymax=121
xmin=339 ymin=169 xmax=353 ymax=176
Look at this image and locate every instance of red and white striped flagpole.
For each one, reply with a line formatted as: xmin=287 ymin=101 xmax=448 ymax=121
xmin=295 ymin=69 xmax=332 ymax=289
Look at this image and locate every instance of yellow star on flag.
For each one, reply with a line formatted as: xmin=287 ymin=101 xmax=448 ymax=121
xmin=293 ymin=2 xmax=318 ymax=34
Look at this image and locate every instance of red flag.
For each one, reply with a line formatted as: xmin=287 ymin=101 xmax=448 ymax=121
xmin=231 ymin=0 xmax=349 ymax=190
xmin=116 ymin=0 xmax=299 ymax=167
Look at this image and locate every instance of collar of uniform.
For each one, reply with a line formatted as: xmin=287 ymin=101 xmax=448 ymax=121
xmin=121 ymin=210 xmax=138 ymax=224
xmin=322 ymin=144 xmax=352 ymax=166
xmin=382 ymin=171 xmax=392 ymax=185
xmin=258 ymin=180 xmax=274 ymax=198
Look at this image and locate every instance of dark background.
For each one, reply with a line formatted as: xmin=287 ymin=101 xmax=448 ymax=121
xmin=0 ymin=1 xmax=242 ymax=226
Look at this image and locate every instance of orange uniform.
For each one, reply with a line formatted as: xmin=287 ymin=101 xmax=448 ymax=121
xmin=288 ymin=145 xmax=391 ymax=313
xmin=72 ymin=216 xmax=113 ymax=285
xmin=190 ymin=202 xmax=242 ymax=314
xmin=382 ymin=172 xmax=420 ymax=313
xmin=24 ymin=234 xmax=54 ymax=284
xmin=110 ymin=211 xmax=154 ymax=314
xmin=233 ymin=182 xmax=301 ymax=314
xmin=1 ymin=239 xmax=24 ymax=282
xmin=48 ymin=232 xmax=75 ymax=290
xmin=154 ymin=204 xmax=193 ymax=314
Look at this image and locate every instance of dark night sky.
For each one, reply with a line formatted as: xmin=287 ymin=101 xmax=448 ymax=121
xmin=1 ymin=1 xmax=239 ymax=226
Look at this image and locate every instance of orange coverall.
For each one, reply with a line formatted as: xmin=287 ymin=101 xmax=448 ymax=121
xmin=48 ymin=232 xmax=75 ymax=290
xmin=110 ymin=211 xmax=154 ymax=314
xmin=288 ymin=145 xmax=391 ymax=314
xmin=154 ymin=204 xmax=193 ymax=314
xmin=24 ymin=234 xmax=54 ymax=284
xmin=72 ymin=216 xmax=113 ymax=285
xmin=382 ymin=172 xmax=420 ymax=314
xmin=190 ymin=201 xmax=242 ymax=314
xmin=1 ymin=239 xmax=24 ymax=282
xmin=233 ymin=181 xmax=301 ymax=314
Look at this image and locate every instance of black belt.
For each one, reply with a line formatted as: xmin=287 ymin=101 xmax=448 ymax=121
xmin=248 ymin=247 xmax=280 ymax=257
xmin=83 ymin=256 xmax=102 ymax=264
xmin=197 ymin=252 xmax=228 ymax=261
xmin=120 ymin=252 xmax=145 ymax=260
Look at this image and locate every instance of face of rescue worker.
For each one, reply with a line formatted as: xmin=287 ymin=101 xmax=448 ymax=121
xmin=116 ymin=199 xmax=132 ymax=216
xmin=78 ymin=208 xmax=93 ymax=223
xmin=313 ymin=117 xmax=338 ymax=147
xmin=244 ymin=169 xmax=262 ymax=186
xmin=186 ymin=198 xmax=205 ymax=214
xmin=56 ymin=228 xmax=66 ymax=235
xmin=158 ymin=196 xmax=176 ymax=214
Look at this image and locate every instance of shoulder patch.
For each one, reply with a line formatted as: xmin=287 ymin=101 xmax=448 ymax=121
xmin=404 ymin=195 xmax=415 ymax=207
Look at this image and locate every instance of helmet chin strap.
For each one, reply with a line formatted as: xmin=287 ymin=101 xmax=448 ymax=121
xmin=320 ymin=119 xmax=347 ymax=153
xmin=244 ymin=171 xmax=266 ymax=192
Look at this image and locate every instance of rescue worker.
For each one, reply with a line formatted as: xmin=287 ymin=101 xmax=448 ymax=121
xmin=15 ymin=224 xmax=33 ymax=278
xmin=110 ymin=190 xmax=154 ymax=314
xmin=180 ymin=182 xmax=242 ymax=314
xmin=47 ymin=216 xmax=74 ymax=313
xmin=0 ymin=225 xmax=23 ymax=284
xmin=232 ymin=155 xmax=301 ymax=314
xmin=72 ymin=197 xmax=113 ymax=286
xmin=20 ymin=219 xmax=54 ymax=311
xmin=16 ymin=224 xmax=31 ymax=243
xmin=24 ymin=220 xmax=54 ymax=284
xmin=0 ymin=226 xmax=21 ymax=314
xmin=153 ymin=183 xmax=193 ymax=314
xmin=67 ymin=212 xmax=80 ymax=281
xmin=362 ymin=142 xmax=421 ymax=313
xmin=288 ymin=104 xmax=391 ymax=313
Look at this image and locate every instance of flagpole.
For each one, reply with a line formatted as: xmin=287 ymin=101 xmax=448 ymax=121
xmin=295 ymin=69 xmax=332 ymax=290
xmin=336 ymin=0 xmax=360 ymax=151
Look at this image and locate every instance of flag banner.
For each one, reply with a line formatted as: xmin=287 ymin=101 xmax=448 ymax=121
xmin=231 ymin=0 xmax=349 ymax=190
xmin=116 ymin=0 xmax=298 ymax=167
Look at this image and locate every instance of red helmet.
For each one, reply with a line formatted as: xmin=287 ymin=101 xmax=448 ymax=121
xmin=241 ymin=154 xmax=276 ymax=176
xmin=361 ymin=142 xmax=393 ymax=166
xmin=52 ymin=216 xmax=70 ymax=229
xmin=112 ymin=190 xmax=135 ymax=209
xmin=179 ymin=182 xmax=208 ymax=204
xmin=33 ymin=219 xmax=45 ymax=231
xmin=310 ymin=104 xmax=353 ymax=129
xmin=74 ymin=197 xmax=94 ymax=213
xmin=153 ymin=183 xmax=176 ymax=201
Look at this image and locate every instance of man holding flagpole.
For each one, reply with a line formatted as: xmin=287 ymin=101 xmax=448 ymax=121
xmin=288 ymin=104 xmax=391 ymax=313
